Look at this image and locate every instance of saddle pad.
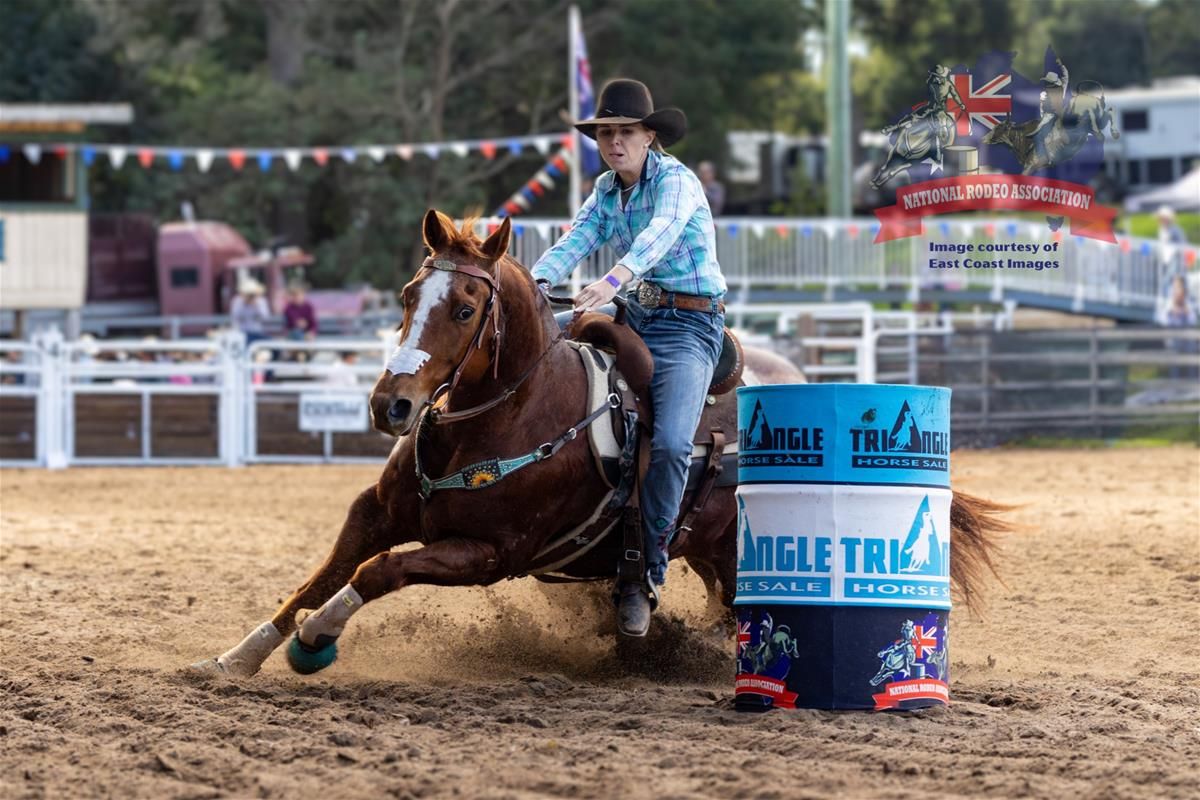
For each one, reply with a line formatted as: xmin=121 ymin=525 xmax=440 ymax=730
xmin=568 ymin=341 xmax=623 ymax=485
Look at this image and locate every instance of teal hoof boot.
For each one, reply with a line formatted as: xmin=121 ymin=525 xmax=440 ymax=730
xmin=286 ymin=633 xmax=338 ymax=675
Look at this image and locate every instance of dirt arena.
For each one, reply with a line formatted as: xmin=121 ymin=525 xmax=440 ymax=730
xmin=2 ymin=447 xmax=1197 ymax=799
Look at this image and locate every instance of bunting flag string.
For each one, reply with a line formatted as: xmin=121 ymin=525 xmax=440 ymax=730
xmin=494 ymin=146 xmax=574 ymax=219
xmin=0 ymin=132 xmax=569 ymax=172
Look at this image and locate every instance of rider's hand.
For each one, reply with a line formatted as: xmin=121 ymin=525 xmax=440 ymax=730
xmin=575 ymin=276 xmax=620 ymax=312
xmin=575 ymin=265 xmax=633 ymax=312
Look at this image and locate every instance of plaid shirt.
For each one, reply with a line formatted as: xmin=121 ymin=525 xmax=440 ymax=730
xmin=531 ymin=150 xmax=727 ymax=297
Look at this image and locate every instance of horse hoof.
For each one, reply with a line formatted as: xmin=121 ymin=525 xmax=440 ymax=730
xmin=285 ymin=633 xmax=338 ymax=675
xmin=187 ymin=657 xmax=226 ymax=674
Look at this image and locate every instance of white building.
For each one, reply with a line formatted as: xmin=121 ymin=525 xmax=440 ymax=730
xmin=1101 ymin=77 xmax=1200 ymax=192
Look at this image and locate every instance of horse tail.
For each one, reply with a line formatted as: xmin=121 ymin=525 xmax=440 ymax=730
xmin=949 ymin=490 xmax=1012 ymax=615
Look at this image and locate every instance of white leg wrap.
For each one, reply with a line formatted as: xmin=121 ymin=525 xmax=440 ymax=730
xmin=216 ymin=621 xmax=283 ymax=676
xmin=299 ymin=585 xmax=363 ymax=646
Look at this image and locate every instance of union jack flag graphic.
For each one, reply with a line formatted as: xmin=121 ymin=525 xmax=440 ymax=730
xmin=952 ymin=72 xmax=1012 ymax=134
xmin=913 ymin=72 xmax=1012 ymax=136
xmin=911 ymin=624 xmax=939 ymax=659
xmin=737 ymin=619 xmax=753 ymax=654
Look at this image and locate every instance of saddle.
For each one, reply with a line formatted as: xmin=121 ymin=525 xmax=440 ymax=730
xmin=526 ymin=312 xmax=747 ymax=579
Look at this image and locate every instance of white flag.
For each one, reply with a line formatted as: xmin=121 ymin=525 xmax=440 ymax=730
xmin=533 ymin=137 xmax=551 ymax=156
xmin=22 ymin=144 xmax=42 ymax=165
xmin=283 ymin=149 xmax=303 ymax=171
xmin=367 ymin=146 xmax=386 ymax=163
xmin=108 ymin=146 xmax=127 ymax=168
xmin=195 ymin=150 xmax=214 ymax=172
xmin=449 ymin=143 xmax=469 ymax=158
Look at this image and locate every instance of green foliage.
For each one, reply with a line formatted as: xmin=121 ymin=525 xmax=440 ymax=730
xmin=1123 ymin=212 xmax=1200 ymax=243
xmin=0 ymin=0 xmax=124 ymax=101
xmin=13 ymin=0 xmax=809 ymax=291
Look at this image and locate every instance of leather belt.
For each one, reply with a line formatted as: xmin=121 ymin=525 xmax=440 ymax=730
xmin=635 ymin=282 xmax=725 ymax=314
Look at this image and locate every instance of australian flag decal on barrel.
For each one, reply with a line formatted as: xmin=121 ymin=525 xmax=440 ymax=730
xmin=869 ymin=612 xmax=950 ymax=710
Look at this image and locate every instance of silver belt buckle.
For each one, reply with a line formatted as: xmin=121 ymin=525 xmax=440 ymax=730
xmin=637 ymin=282 xmax=662 ymax=308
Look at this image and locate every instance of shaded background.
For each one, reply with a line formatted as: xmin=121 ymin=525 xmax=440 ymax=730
xmin=2 ymin=0 xmax=1196 ymax=290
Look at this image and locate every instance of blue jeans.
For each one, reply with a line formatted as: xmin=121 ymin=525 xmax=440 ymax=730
xmin=624 ymin=298 xmax=725 ymax=585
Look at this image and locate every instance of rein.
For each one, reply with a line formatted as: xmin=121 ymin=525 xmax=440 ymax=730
xmin=409 ymin=260 xmax=583 ymax=501
xmin=417 ymin=256 xmax=504 ymax=421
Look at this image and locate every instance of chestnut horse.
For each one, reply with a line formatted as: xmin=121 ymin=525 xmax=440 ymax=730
xmin=195 ymin=210 xmax=1005 ymax=678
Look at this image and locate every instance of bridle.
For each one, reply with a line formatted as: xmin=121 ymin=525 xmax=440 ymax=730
xmin=410 ymin=255 xmax=562 ymax=425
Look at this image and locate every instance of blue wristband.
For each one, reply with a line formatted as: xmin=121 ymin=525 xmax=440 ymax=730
xmin=604 ymin=274 xmax=621 ymax=289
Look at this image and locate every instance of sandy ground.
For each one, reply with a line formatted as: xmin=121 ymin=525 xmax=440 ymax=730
xmin=2 ymin=447 xmax=1198 ymax=799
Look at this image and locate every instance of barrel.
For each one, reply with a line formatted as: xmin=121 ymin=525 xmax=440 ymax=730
xmin=733 ymin=384 xmax=952 ymax=711
xmin=944 ymin=144 xmax=978 ymax=176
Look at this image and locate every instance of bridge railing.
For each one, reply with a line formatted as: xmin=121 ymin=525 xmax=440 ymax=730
xmin=486 ymin=217 xmax=1193 ymax=318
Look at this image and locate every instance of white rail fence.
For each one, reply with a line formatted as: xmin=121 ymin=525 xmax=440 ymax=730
xmin=2 ymin=317 xmax=1196 ymax=467
xmin=0 ymin=330 xmax=398 ymax=468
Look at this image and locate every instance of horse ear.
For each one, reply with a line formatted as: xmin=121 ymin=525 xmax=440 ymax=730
xmin=422 ymin=209 xmax=454 ymax=252
xmin=479 ymin=217 xmax=512 ymax=263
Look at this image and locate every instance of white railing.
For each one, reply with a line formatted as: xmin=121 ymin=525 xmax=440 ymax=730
xmin=485 ymin=217 xmax=1192 ymax=316
xmin=2 ymin=319 xmax=1195 ymax=467
xmin=0 ymin=331 xmax=400 ymax=468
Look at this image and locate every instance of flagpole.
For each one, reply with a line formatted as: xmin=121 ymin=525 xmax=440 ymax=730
xmin=568 ymin=4 xmax=582 ymax=215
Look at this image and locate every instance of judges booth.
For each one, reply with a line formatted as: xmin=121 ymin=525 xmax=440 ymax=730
xmin=0 ymin=104 xmax=131 ymax=463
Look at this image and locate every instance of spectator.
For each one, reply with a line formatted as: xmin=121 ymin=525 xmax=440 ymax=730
xmin=324 ymin=350 xmax=360 ymax=387
xmin=283 ymin=281 xmax=319 ymax=342
xmin=1157 ymin=206 xmax=1187 ymax=273
xmin=230 ymin=278 xmax=270 ymax=345
xmin=1159 ymin=274 xmax=1199 ymax=380
xmin=697 ymin=160 xmax=725 ymax=216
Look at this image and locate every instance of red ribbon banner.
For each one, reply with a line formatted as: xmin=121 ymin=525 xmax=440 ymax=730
xmin=735 ymin=674 xmax=800 ymax=708
xmin=871 ymin=678 xmax=950 ymax=710
xmin=874 ymin=175 xmax=1117 ymax=243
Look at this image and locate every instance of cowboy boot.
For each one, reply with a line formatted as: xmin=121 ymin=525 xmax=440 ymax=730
xmin=616 ymin=569 xmax=662 ymax=638
xmin=616 ymin=580 xmax=653 ymax=638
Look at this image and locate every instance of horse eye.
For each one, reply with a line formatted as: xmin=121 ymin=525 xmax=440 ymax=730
xmin=455 ymin=305 xmax=475 ymax=321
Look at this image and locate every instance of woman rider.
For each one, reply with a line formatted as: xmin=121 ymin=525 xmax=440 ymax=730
xmin=531 ymin=79 xmax=727 ymax=637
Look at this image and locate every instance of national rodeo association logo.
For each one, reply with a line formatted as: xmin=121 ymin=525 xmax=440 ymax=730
xmin=871 ymin=48 xmax=1119 ymax=243
xmin=869 ymin=613 xmax=950 ymax=709
xmin=738 ymin=397 xmax=825 ymax=468
xmin=849 ymin=399 xmax=949 ymax=473
xmin=736 ymin=610 xmax=802 ymax=709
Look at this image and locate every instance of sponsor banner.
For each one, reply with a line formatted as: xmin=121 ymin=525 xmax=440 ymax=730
xmin=872 ymin=678 xmax=950 ymax=709
xmin=736 ymin=384 xmax=950 ymax=488
xmin=734 ymin=605 xmax=950 ymax=711
xmin=734 ymin=674 xmax=799 ymax=708
xmin=298 ymin=392 xmax=369 ymax=432
xmin=874 ymin=175 xmax=1117 ymax=243
xmin=734 ymin=484 xmax=951 ymax=608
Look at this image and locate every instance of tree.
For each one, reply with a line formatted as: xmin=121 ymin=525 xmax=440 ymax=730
xmin=23 ymin=0 xmax=811 ymax=290
xmin=0 ymin=0 xmax=124 ymax=101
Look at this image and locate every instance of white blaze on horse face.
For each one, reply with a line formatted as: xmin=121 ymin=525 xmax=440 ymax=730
xmin=386 ymin=269 xmax=453 ymax=375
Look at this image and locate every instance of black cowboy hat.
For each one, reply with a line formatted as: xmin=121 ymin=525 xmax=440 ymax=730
xmin=574 ymin=79 xmax=687 ymax=148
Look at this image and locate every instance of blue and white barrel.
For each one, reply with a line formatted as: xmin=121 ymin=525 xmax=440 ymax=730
xmin=733 ymin=384 xmax=952 ymax=711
